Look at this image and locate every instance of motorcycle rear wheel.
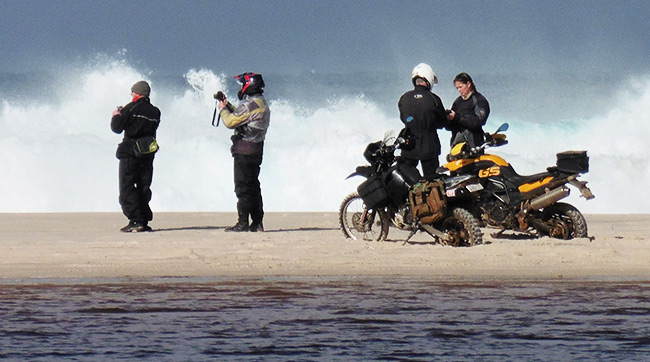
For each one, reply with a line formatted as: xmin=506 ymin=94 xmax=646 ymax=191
xmin=541 ymin=202 xmax=588 ymax=239
xmin=339 ymin=192 xmax=390 ymax=241
xmin=440 ymin=208 xmax=483 ymax=247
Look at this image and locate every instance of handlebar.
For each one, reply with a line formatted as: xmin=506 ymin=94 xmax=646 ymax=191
xmin=370 ymin=136 xmax=406 ymax=158
xmin=455 ymin=132 xmax=508 ymax=159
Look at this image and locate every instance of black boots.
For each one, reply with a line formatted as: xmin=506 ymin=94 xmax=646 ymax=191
xmin=120 ymin=221 xmax=152 ymax=232
xmin=249 ymin=222 xmax=264 ymax=232
xmin=225 ymin=210 xmax=264 ymax=232
xmin=225 ymin=209 xmax=263 ymax=232
xmin=225 ymin=220 xmax=250 ymax=232
xmin=224 ymin=221 xmax=264 ymax=232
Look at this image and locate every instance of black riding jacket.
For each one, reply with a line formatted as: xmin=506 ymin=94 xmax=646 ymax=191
xmin=111 ymin=97 xmax=161 ymax=158
xmin=448 ymin=91 xmax=490 ymax=148
xmin=398 ymin=85 xmax=447 ymax=160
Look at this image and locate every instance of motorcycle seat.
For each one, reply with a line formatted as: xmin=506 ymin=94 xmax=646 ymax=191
xmin=503 ymin=167 xmax=552 ymax=188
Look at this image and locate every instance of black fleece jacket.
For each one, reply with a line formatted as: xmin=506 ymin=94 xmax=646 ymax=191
xmin=448 ymin=91 xmax=490 ymax=148
xmin=398 ymin=85 xmax=447 ymax=160
xmin=111 ymin=97 xmax=160 ymax=158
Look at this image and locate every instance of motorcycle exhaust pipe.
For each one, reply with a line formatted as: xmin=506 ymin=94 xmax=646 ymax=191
xmin=526 ymin=186 xmax=570 ymax=211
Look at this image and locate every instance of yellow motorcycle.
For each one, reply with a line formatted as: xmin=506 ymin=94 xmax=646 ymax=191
xmin=438 ymin=123 xmax=595 ymax=239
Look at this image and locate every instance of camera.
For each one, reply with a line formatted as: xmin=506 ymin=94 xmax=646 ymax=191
xmin=214 ymin=91 xmax=226 ymax=101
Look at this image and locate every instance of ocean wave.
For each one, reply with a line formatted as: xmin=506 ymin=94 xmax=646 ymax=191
xmin=0 ymin=61 xmax=647 ymax=213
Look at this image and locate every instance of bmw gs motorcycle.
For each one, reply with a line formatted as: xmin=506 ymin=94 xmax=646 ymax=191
xmin=438 ymin=123 xmax=595 ymax=239
xmin=339 ymin=130 xmax=483 ymax=246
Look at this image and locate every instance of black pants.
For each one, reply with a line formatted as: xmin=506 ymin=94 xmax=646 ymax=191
xmin=233 ymin=153 xmax=264 ymax=224
xmin=401 ymin=157 xmax=440 ymax=181
xmin=118 ymin=155 xmax=154 ymax=224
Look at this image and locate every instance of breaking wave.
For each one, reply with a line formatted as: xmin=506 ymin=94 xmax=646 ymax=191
xmin=0 ymin=59 xmax=647 ymax=213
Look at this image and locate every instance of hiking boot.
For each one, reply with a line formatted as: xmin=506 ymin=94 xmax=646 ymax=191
xmin=120 ymin=221 xmax=145 ymax=233
xmin=225 ymin=221 xmax=249 ymax=232
xmin=120 ymin=221 xmax=135 ymax=232
xmin=250 ymin=222 xmax=264 ymax=232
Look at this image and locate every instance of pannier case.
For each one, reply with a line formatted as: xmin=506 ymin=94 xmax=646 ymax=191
xmin=357 ymin=175 xmax=389 ymax=209
xmin=409 ymin=180 xmax=447 ymax=224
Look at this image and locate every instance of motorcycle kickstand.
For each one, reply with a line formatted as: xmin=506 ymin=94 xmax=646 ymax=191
xmin=490 ymin=227 xmax=506 ymax=239
xmin=420 ymin=224 xmax=449 ymax=246
xmin=403 ymin=228 xmax=418 ymax=245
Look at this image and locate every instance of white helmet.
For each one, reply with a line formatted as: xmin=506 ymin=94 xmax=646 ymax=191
xmin=411 ymin=63 xmax=438 ymax=89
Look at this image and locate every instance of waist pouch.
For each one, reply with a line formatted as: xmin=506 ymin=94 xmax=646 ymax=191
xmin=132 ymin=136 xmax=159 ymax=157
xmin=409 ymin=180 xmax=447 ymax=224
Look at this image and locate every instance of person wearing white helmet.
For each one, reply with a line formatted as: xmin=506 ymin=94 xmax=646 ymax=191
xmin=397 ymin=63 xmax=447 ymax=180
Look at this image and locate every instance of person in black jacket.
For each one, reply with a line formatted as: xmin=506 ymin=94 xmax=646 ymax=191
xmin=398 ymin=63 xmax=448 ymax=180
xmin=446 ymin=72 xmax=490 ymax=149
xmin=111 ymin=80 xmax=161 ymax=232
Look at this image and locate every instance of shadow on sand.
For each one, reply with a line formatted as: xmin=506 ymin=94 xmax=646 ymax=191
xmin=150 ymin=226 xmax=339 ymax=233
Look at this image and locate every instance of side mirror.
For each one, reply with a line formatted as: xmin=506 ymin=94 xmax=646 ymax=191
xmin=495 ymin=123 xmax=509 ymax=133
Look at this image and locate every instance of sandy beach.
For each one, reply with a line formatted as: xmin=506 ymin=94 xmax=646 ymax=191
xmin=0 ymin=212 xmax=648 ymax=281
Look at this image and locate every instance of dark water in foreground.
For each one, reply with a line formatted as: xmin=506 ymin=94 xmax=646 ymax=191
xmin=1 ymin=278 xmax=649 ymax=361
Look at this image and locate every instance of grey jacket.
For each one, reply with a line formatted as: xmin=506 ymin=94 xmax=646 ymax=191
xmin=220 ymin=94 xmax=270 ymax=144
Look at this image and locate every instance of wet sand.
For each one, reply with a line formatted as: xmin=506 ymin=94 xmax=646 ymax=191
xmin=0 ymin=213 xmax=648 ymax=281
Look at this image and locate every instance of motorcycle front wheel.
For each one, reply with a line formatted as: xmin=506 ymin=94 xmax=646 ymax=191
xmin=540 ymin=202 xmax=588 ymax=239
xmin=440 ymin=208 xmax=483 ymax=247
xmin=339 ymin=192 xmax=390 ymax=241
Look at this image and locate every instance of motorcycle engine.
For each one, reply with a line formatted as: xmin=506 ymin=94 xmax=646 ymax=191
xmin=481 ymin=201 xmax=514 ymax=227
xmin=392 ymin=203 xmax=415 ymax=230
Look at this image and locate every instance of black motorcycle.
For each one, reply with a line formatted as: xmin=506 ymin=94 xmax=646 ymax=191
xmin=338 ymin=130 xmax=483 ymax=246
xmin=438 ymin=123 xmax=595 ymax=239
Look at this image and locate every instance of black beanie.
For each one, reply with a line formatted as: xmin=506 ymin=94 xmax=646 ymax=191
xmin=131 ymin=81 xmax=151 ymax=96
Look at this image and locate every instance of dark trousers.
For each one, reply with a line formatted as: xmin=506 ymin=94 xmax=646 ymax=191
xmin=233 ymin=153 xmax=264 ymax=224
xmin=401 ymin=157 xmax=440 ymax=181
xmin=118 ymin=155 xmax=154 ymax=224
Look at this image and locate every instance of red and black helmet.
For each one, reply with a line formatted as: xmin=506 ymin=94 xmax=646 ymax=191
xmin=234 ymin=72 xmax=265 ymax=99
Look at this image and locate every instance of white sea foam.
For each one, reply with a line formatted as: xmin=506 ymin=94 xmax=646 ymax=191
xmin=486 ymin=75 xmax=650 ymax=214
xmin=0 ymin=61 xmax=647 ymax=213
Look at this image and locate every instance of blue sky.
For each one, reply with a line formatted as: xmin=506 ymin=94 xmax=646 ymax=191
xmin=1 ymin=0 xmax=649 ymax=78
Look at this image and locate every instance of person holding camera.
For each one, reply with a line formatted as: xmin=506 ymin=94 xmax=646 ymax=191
xmin=111 ymin=80 xmax=161 ymax=232
xmin=397 ymin=63 xmax=448 ymax=180
xmin=446 ymin=72 xmax=490 ymax=150
xmin=216 ymin=72 xmax=270 ymax=232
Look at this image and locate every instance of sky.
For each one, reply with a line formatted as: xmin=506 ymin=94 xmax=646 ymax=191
xmin=1 ymin=0 xmax=649 ymax=79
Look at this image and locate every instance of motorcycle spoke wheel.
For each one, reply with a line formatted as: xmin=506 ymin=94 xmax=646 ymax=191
xmin=542 ymin=202 xmax=587 ymax=240
xmin=338 ymin=192 xmax=389 ymax=241
xmin=541 ymin=202 xmax=588 ymax=239
xmin=440 ymin=208 xmax=483 ymax=247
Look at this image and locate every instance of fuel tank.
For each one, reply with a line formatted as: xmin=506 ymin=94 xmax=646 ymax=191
xmin=384 ymin=162 xmax=420 ymax=206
